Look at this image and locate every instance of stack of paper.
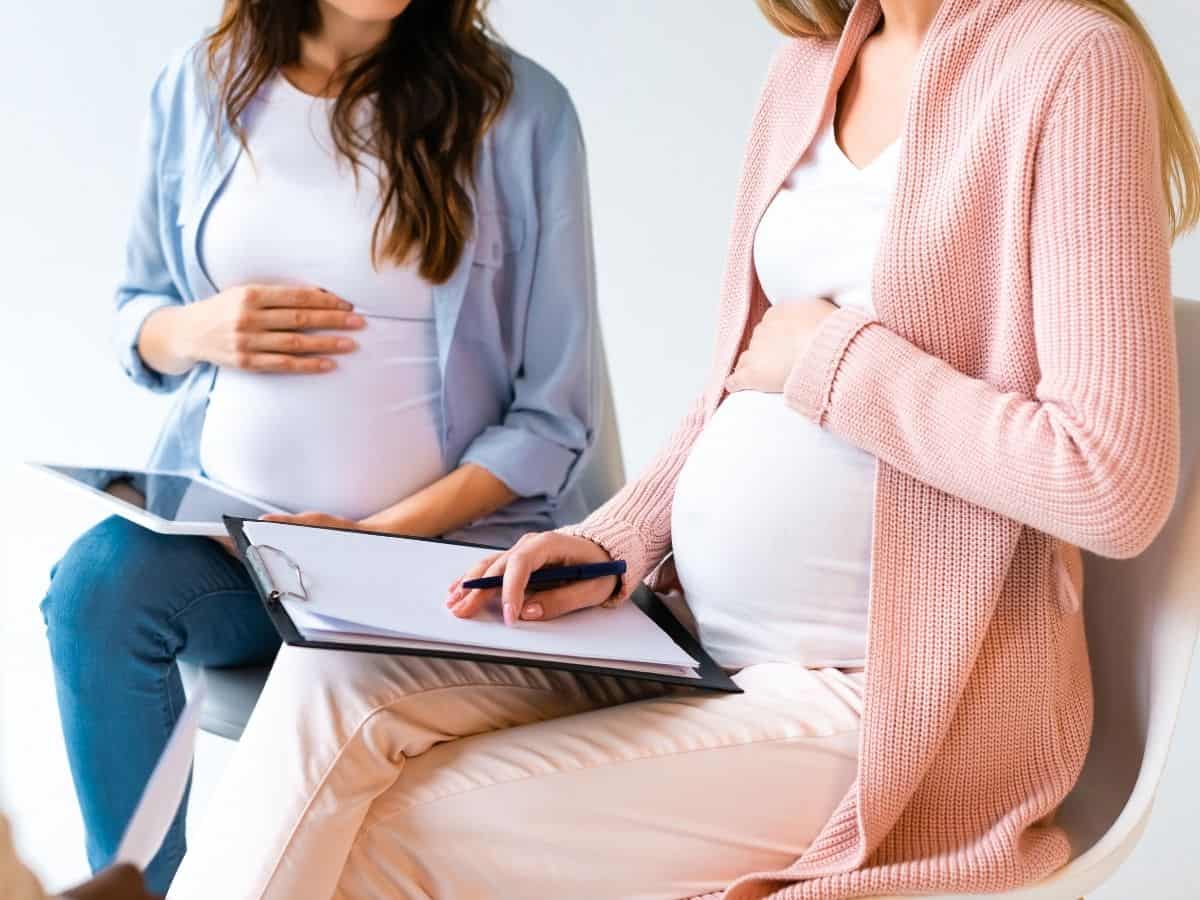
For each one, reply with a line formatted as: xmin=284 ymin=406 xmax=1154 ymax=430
xmin=242 ymin=521 xmax=700 ymax=678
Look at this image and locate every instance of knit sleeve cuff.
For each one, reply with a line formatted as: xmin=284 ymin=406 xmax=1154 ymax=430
xmin=783 ymin=306 xmax=876 ymax=425
xmin=558 ymin=517 xmax=655 ymax=605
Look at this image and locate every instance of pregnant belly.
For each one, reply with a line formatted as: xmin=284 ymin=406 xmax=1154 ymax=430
xmin=200 ymin=318 xmax=446 ymax=520
xmin=670 ymin=391 xmax=876 ymax=668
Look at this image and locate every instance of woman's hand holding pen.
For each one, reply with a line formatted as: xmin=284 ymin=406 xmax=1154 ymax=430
xmin=137 ymin=284 xmax=365 ymax=376
xmin=447 ymin=532 xmax=618 ymax=625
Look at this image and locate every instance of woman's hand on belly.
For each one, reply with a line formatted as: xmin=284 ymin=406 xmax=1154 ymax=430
xmin=446 ymin=532 xmax=617 ymax=626
xmin=724 ymin=298 xmax=837 ymax=394
xmin=138 ymin=283 xmax=365 ymax=376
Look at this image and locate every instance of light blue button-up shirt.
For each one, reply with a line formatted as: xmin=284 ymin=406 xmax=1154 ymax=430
xmin=115 ymin=43 xmax=603 ymax=538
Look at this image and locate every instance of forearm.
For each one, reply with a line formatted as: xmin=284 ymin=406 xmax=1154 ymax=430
xmin=362 ymin=463 xmax=518 ymax=537
xmin=135 ymin=304 xmax=196 ymax=377
xmin=783 ymin=30 xmax=1179 ymax=560
xmin=785 ymin=307 xmax=1178 ymax=558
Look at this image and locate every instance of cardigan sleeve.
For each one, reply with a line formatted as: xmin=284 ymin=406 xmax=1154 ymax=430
xmin=560 ymin=395 xmax=708 ymax=599
xmin=783 ymin=26 xmax=1180 ymax=559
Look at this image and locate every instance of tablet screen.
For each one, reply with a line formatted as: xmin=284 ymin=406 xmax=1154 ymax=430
xmin=43 ymin=466 xmax=274 ymax=524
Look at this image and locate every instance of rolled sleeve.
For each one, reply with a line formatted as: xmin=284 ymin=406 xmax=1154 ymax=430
xmin=113 ymin=290 xmax=187 ymax=392
xmin=460 ymin=424 xmax=579 ymax=499
xmin=462 ymin=88 xmax=599 ymax=504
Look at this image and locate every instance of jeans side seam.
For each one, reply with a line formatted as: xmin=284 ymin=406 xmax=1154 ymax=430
xmin=153 ymin=614 xmax=189 ymax=884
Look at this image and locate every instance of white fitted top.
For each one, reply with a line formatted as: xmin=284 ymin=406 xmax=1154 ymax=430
xmin=200 ymin=75 xmax=446 ymax=519
xmin=670 ymin=119 xmax=900 ymax=670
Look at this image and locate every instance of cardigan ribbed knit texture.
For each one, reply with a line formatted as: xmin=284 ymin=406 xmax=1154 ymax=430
xmin=564 ymin=0 xmax=1180 ymax=897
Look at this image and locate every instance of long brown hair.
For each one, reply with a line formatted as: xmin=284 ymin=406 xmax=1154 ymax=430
xmin=755 ymin=0 xmax=1200 ymax=239
xmin=206 ymin=0 xmax=513 ymax=283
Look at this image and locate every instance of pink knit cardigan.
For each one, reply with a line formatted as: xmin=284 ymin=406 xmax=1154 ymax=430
xmin=565 ymin=0 xmax=1181 ymax=896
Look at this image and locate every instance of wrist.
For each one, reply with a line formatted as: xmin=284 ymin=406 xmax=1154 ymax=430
xmin=783 ymin=306 xmax=875 ymax=424
xmin=361 ymin=505 xmax=438 ymax=538
xmin=796 ymin=301 xmax=838 ymax=357
xmin=558 ymin=522 xmax=639 ymax=604
xmin=140 ymin=304 xmax=200 ymax=374
xmin=166 ymin=303 xmax=203 ymax=367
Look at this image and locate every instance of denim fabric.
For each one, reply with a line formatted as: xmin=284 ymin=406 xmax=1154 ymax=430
xmin=41 ymin=517 xmax=280 ymax=893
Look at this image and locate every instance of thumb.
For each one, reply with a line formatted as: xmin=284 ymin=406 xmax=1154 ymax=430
xmin=520 ymin=578 xmax=616 ymax=621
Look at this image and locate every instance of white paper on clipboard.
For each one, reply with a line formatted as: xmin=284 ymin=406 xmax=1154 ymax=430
xmin=114 ymin=675 xmax=207 ymax=869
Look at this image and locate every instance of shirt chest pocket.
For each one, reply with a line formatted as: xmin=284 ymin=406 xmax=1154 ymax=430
xmin=472 ymin=211 xmax=526 ymax=269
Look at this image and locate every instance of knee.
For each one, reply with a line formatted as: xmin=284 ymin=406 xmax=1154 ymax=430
xmin=261 ymin=646 xmax=408 ymax=727
xmin=242 ymin=646 xmax=343 ymax=735
xmin=268 ymin=645 xmax=346 ymax=694
xmin=42 ymin=516 xmax=171 ymax=642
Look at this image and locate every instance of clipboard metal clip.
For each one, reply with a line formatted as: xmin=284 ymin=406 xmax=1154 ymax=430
xmin=245 ymin=544 xmax=309 ymax=605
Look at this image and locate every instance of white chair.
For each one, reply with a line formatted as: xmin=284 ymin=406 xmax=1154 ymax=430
xmin=873 ymin=297 xmax=1200 ymax=899
xmin=181 ymin=331 xmax=627 ymax=740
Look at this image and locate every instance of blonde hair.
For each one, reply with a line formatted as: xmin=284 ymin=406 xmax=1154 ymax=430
xmin=755 ymin=0 xmax=1200 ymax=238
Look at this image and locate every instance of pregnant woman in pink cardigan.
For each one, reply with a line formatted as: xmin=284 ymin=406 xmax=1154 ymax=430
xmin=172 ymin=1 xmax=1195 ymax=897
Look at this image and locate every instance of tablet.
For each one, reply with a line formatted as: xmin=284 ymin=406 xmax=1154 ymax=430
xmin=30 ymin=463 xmax=285 ymax=536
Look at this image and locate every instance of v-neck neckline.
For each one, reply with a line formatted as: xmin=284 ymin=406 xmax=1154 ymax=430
xmin=829 ymin=122 xmax=901 ymax=174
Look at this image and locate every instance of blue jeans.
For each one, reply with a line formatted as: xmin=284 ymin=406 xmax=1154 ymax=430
xmin=41 ymin=516 xmax=280 ymax=895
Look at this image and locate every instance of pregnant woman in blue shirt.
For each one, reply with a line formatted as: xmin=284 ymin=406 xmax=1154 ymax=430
xmin=39 ymin=0 xmax=600 ymax=893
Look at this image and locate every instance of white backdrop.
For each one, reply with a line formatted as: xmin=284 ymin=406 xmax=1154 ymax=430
xmin=0 ymin=1 xmax=1197 ymax=471
xmin=1 ymin=1 xmax=1197 ymax=895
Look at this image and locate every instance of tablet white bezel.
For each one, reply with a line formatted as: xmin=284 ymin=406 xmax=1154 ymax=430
xmin=28 ymin=462 xmax=288 ymax=536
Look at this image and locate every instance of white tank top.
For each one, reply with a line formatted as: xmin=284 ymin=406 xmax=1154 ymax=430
xmin=199 ymin=75 xmax=446 ymax=519
xmin=670 ymin=118 xmax=900 ymax=670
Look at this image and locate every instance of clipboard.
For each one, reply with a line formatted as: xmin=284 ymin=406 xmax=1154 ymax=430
xmin=225 ymin=517 xmax=740 ymax=693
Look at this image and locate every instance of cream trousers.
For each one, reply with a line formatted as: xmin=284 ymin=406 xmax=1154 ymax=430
xmin=169 ymin=648 xmax=863 ymax=900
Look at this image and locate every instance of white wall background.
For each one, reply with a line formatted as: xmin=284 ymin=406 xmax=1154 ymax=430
xmin=0 ymin=0 xmax=1196 ymax=895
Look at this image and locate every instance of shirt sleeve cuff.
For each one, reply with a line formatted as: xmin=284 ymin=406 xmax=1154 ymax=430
xmin=112 ymin=292 xmax=187 ymax=393
xmin=783 ymin=306 xmax=876 ymax=425
xmin=460 ymin=425 xmax=579 ymax=501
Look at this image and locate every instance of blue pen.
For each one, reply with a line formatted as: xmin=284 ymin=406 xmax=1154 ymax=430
xmin=461 ymin=560 xmax=627 ymax=593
